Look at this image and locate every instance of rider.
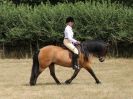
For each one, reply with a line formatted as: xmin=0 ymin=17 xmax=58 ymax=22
xmin=63 ymin=16 xmax=80 ymax=70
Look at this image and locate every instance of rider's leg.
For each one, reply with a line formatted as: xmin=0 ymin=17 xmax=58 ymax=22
xmin=72 ymin=48 xmax=79 ymax=70
xmin=63 ymin=39 xmax=79 ymax=70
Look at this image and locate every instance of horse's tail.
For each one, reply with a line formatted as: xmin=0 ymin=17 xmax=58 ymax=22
xmin=30 ymin=50 xmax=40 ymax=86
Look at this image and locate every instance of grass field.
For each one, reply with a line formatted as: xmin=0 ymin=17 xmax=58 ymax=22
xmin=0 ymin=58 xmax=133 ymax=99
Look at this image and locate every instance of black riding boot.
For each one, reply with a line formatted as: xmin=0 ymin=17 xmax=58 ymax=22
xmin=72 ymin=53 xmax=80 ymax=70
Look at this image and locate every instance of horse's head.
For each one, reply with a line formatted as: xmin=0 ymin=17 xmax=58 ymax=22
xmin=81 ymin=40 xmax=108 ymax=62
xmin=97 ymin=44 xmax=108 ymax=62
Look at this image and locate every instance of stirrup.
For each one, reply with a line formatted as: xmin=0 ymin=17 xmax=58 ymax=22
xmin=73 ymin=65 xmax=80 ymax=70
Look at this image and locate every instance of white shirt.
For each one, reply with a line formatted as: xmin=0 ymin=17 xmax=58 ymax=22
xmin=64 ymin=25 xmax=77 ymax=43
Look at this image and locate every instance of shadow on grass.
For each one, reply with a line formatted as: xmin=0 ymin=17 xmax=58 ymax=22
xmin=23 ymin=82 xmax=80 ymax=86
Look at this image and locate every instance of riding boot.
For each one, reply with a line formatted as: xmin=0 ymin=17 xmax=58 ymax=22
xmin=72 ymin=53 xmax=80 ymax=70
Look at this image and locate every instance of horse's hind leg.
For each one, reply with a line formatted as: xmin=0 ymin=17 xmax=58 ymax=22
xmin=65 ymin=69 xmax=80 ymax=84
xmin=85 ymin=67 xmax=101 ymax=84
xmin=49 ymin=64 xmax=61 ymax=85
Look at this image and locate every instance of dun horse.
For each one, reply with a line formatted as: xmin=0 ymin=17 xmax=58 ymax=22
xmin=30 ymin=40 xmax=108 ymax=85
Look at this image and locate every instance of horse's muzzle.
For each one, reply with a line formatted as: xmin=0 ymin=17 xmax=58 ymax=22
xmin=99 ymin=57 xmax=105 ymax=62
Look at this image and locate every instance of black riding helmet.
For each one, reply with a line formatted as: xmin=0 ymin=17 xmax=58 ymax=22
xmin=66 ymin=16 xmax=74 ymax=23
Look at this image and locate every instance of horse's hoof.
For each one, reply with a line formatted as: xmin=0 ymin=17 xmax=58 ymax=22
xmin=65 ymin=80 xmax=71 ymax=84
xmin=30 ymin=82 xmax=36 ymax=86
xmin=96 ymin=81 xmax=101 ymax=84
xmin=57 ymin=82 xmax=61 ymax=85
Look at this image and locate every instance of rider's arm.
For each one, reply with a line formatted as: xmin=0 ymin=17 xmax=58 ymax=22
xmin=65 ymin=27 xmax=77 ymax=43
xmin=67 ymin=32 xmax=77 ymax=43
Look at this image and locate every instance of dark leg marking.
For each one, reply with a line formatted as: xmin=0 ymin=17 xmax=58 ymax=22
xmin=85 ymin=67 xmax=101 ymax=84
xmin=49 ymin=64 xmax=61 ymax=85
xmin=65 ymin=69 xmax=80 ymax=84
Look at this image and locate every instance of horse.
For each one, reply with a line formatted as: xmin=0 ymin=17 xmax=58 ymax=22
xmin=29 ymin=40 xmax=108 ymax=86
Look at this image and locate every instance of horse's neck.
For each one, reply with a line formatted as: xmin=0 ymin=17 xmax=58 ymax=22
xmin=76 ymin=44 xmax=81 ymax=54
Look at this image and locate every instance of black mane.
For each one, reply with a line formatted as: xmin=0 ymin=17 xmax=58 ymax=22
xmin=80 ymin=40 xmax=107 ymax=61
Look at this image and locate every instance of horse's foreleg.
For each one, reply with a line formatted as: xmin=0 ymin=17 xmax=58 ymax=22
xmin=49 ymin=64 xmax=61 ymax=85
xmin=85 ymin=67 xmax=101 ymax=84
xmin=65 ymin=69 xmax=80 ymax=84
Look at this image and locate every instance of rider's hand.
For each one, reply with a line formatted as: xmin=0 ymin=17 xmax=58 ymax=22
xmin=76 ymin=41 xmax=80 ymax=44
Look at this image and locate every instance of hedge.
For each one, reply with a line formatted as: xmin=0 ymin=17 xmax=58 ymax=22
xmin=0 ymin=1 xmax=133 ymax=57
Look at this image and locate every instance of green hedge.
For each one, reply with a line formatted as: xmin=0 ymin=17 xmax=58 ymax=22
xmin=0 ymin=1 xmax=133 ymax=56
xmin=2 ymin=0 xmax=133 ymax=7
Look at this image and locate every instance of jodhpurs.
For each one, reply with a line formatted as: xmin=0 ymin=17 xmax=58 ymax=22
xmin=63 ymin=39 xmax=79 ymax=54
